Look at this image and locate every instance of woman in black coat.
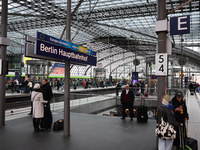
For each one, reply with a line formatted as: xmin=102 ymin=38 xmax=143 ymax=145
xmin=172 ymin=90 xmax=189 ymax=148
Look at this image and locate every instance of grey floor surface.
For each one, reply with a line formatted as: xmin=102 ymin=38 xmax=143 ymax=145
xmin=0 ymin=112 xmax=157 ymax=150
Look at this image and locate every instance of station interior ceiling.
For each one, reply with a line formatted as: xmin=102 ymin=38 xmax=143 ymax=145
xmin=1 ymin=0 xmax=200 ymax=78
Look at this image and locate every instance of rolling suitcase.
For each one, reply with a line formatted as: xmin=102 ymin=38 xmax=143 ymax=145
xmin=137 ymin=98 xmax=148 ymax=122
xmin=179 ymin=121 xmax=198 ymax=150
xmin=40 ymin=104 xmax=52 ymax=130
xmin=53 ymin=119 xmax=64 ymax=131
xmin=190 ymin=89 xmax=195 ymax=95
xmin=144 ymin=93 xmax=148 ymax=97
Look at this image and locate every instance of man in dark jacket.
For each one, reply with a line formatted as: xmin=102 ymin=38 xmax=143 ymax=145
xmin=120 ymin=84 xmax=134 ymax=120
xmin=41 ymin=79 xmax=53 ymax=123
xmin=172 ymin=90 xmax=189 ymax=148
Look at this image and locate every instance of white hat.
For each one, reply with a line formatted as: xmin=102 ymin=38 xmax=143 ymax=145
xmin=33 ymin=83 xmax=40 ymax=89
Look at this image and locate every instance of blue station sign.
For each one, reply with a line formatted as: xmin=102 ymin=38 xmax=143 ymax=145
xmin=36 ymin=32 xmax=96 ymax=56
xmin=35 ymin=40 xmax=97 ymax=66
xmin=170 ymin=15 xmax=190 ymax=35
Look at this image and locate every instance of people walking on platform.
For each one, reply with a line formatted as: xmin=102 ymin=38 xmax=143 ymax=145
xmin=31 ymin=83 xmax=48 ymax=132
xmin=189 ymin=81 xmax=197 ymax=95
xmin=141 ymin=81 xmax=145 ymax=95
xmin=83 ymin=80 xmax=86 ymax=89
xmin=41 ymin=78 xmax=53 ymax=123
xmin=96 ymin=81 xmax=99 ymax=88
xmin=144 ymin=82 xmax=148 ymax=94
xmin=120 ymin=84 xmax=134 ymax=120
xmin=73 ymin=81 xmax=77 ymax=89
xmin=171 ymin=90 xmax=189 ymax=149
xmin=11 ymin=79 xmax=15 ymax=94
xmin=116 ymin=82 xmax=121 ymax=96
xmin=24 ymin=79 xmax=29 ymax=93
xmin=56 ymin=79 xmax=60 ymax=90
xmin=14 ymin=79 xmax=20 ymax=93
xmin=27 ymin=80 xmax=33 ymax=92
xmin=21 ymin=79 xmax=26 ymax=93
xmin=156 ymin=94 xmax=182 ymax=150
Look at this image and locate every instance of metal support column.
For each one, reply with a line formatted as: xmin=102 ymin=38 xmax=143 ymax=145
xmin=157 ymin=0 xmax=166 ymax=108
xmin=156 ymin=1 xmax=167 ymax=149
xmin=181 ymin=35 xmax=183 ymax=89
xmin=0 ymin=0 xmax=8 ymax=126
xmin=63 ymin=0 xmax=71 ymax=137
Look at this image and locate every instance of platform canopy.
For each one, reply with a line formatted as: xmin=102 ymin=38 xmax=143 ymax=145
xmin=1 ymin=0 xmax=200 ymax=77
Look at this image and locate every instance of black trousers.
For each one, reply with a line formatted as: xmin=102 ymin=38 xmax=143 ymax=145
xmin=116 ymin=88 xmax=120 ymax=96
xmin=122 ymin=103 xmax=133 ymax=118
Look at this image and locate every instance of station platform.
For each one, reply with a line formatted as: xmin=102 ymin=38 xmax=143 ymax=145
xmin=0 ymin=112 xmax=157 ymax=150
xmin=0 ymin=90 xmax=200 ymax=149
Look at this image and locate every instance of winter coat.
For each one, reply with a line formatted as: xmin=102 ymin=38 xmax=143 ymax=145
xmin=172 ymin=97 xmax=189 ymax=123
xmin=156 ymin=106 xmax=180 ymax=128
xmin=120 ymin=89 xmax=134 ymax=105
xmin=41 ymin=82 xmax=53 ymax=101
xmin=31 ymin=91 xmax=48 ymax=118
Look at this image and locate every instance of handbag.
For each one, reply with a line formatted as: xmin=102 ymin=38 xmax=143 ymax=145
xmin=155 ymin=117 xmax=176 ymax=140
xmin=53 ymin=119 xmax=64 ymax=131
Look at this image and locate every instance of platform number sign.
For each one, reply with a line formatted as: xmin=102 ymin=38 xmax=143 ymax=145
xmin=155 ymin=53 xmax=167 ymax=76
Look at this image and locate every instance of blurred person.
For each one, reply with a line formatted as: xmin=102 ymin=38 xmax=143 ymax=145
xmin=11 ymin=79 xmax=15 ymax=94
xmin=27 ymin=80 xmax=33 ymax=92
xmin=144 ymin=82 xmax=148 ymax=94
xmin=141 ymin=81 xmax=145 ymax=95
xmin=21 ymin=79 xmax=26 ymax=93
xmin=116 ymin=81 xmax=121 ymax=96
xmin=57 ymin=79 xmax=60 ymax=90
xmin=120 ymin=84 xmax=134 ymax=120
xmin=32 ymin=83 xmax=48 ymax=132
xmin=156 ymin=94 xmax=182 ymax=150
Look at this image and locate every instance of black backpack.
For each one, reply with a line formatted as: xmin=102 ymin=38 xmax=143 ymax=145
xmin=53 ymin=119 xmax=64 ymax=131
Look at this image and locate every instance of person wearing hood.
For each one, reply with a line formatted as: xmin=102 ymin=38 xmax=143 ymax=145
xmin=172 ymin=90 xmax=189 ymax=148
xmin=156 ymin=94 xmax=182 ymax=150
xmin=31 ymin=84 xmax=48 ymax=132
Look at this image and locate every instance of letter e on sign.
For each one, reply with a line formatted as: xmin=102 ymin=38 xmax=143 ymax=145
xmin=155 ymin=53 xmax=167 ymax=76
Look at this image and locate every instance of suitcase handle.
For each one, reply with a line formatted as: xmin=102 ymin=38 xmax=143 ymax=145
xmin=179 ymin=126 xmax=185 ymax=150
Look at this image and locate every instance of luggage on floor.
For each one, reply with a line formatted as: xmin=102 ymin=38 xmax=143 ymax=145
xmin=184 ymin=137 xmax=198 ymax=150
xmin=40 ymin=105 xmax=52 ymax=130
xmin=53 ymin=119 xmax=64 ymax=131
xmin=179 ymin=121 xmax=198 ymax=150
xmin=137 ymin=112 xmax=148 ymax=122
xmin=136 ymin=91 xmax=140 ymax=96
xmin=144 ymin=93 xmax=148 ymax=97
xmin=190 ymin=88 xmax=195 ymax=95
xmin=137 ymin=98 xmax=148 ymax=122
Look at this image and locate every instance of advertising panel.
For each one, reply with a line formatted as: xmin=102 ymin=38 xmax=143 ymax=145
xmin=132 ymin=72 xmax=138 ymax=84
xmin=50 ymin=63 xmax=65 ymax=75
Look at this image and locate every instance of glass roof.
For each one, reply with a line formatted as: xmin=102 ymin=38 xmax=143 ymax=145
xmin=1 ymin=0 xmax=200 ymax=77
